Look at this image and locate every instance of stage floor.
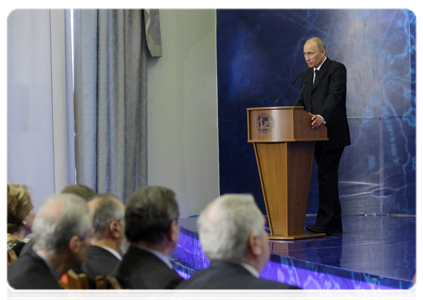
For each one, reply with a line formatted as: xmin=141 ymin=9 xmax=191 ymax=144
xmin=171 ymin=215 xmax=415 ymax=289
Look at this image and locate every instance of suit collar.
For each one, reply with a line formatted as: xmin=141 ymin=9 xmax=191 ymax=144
xmin=314 ymin=56 xmax=327 ymax=72
xmin=89 ymin=245 xmax=122 ymax=260
xmin=210 ymin=260 xmax=258 ymax=277
xmin=236 ymin=261 xmax=260 ymax=278
xmin=312 ymin=57 xmax=331 ymax=89
xmin=33 ymin=250 xmax=61 ymax=280
xmin=319 ymin=56 xmax=331 ymax=71
xmin=129 ymin=245 xmax=173 ymax=269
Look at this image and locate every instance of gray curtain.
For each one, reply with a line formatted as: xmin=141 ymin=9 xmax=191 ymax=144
xmin=73 ymin=9 xmax=160 ymax=202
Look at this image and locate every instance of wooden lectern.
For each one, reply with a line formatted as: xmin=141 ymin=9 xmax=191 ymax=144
xmin=247 ymin=106 xmax=328 ymax=240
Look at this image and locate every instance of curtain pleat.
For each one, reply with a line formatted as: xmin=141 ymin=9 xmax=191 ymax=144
xmin=74 ymin=9 xmax=151 ymax=202
xmin=97 ymin=9 xmax=111 ymax=192
xmin=74 ymin=9 xmax=98 ymax=191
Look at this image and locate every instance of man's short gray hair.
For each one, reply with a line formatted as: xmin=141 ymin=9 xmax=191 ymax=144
xmin=197 ymin=194 xmax=265 ymax=261
xmin=91 ymin=194 xmax=125 ymax=239
xmin=33 ymin=193 xmax=91 ymax=256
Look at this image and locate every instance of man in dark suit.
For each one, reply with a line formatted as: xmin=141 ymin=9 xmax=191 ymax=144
xmin=19 ymin=183 xmax=97 ymax=257
xmin=8 ymin=194 xmax=92 ymax=289
xmin=113 ymin=186 xmax=183 ymax=289
xmin=296 ymin=37 xmax=351 ymax=235
xmin=82 ymin=194 xmax=127 ymax=287
xmin=177 ymin=194 xmax=299 ymax=289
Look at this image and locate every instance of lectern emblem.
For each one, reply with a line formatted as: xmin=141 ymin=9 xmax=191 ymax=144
xmin=256 ymin=113 xmax=275 ymax=133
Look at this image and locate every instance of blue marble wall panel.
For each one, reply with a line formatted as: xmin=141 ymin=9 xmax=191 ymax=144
xmin=217 ymin=9 xmax=416 ymax=215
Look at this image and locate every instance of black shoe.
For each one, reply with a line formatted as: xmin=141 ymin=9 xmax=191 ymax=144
xmin=332 ymin=218 xmax=343 ymax=233
xmin=332 ymin=227 xmax=343 ymax=233
xmin=306 ymin=225 xmax=332 ymax=235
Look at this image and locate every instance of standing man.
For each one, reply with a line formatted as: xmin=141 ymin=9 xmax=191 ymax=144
xmin=296 ymin=37 xmax=350 ymax=235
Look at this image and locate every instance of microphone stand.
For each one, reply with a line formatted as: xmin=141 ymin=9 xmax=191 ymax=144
xmin=271 ymin=74 xmax=300 ymax=106
xmin=294 ymin=74 xmax=310 ymax=106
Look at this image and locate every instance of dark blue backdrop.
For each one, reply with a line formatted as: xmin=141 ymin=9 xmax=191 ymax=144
xmin=217 ymin=9 xmax=416 ymax=215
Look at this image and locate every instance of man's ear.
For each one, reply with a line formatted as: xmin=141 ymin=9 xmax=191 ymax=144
xmin=109 ymin=220 xmax=120 ymax=239
xmin=69 ymin=236 xmax=81 ymax=254
xmin=167 ymin=220 xmax=179 ymax=243
xmin=248 ymin=233 xmax=262 ymax=257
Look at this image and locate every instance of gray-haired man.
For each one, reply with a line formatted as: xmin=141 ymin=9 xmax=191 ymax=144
xmin=177 ymin=194 xmax=299 ymax=289
xmin=8 ymin=194 xmax=92 ymax=289
xmin=82 ymin=194 xmax=127 ymax=286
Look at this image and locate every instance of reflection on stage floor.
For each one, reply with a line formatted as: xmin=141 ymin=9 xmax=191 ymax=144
xmin=171 ymin=215 xmax=415 ymax=289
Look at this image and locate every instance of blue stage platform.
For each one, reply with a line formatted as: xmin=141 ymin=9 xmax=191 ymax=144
xmin=170 ymin=215 xmax=415 ymax=290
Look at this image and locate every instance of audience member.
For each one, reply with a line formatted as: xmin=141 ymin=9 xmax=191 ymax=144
xmin=177 ymin=194 xmax=300 ymax=289
xmin=61 ymin=184 xmax=96 ymax=201
xmin=7 ymin=182 xmax=36 ymax=257
xmin=19 ymin=183 xmax=96 ymax=257
xmin=82 ymin=193 xmax=128 ymax=285
xmin=113 ymin=186 xmax=184 ymax=289
xmin=8 ymin=193 xmax=92 ymax=289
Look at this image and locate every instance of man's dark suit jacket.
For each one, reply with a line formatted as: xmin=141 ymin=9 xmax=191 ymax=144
xmin=19 ymin=238 xmax=35 ymax=257
xmin=80 ymin=245 xmax=120 ymax=300
xmin=82 ymin=245 xmax=121 ymax=288
xmin=176 ymin=261 xmax=300 ymax=289
xmin=296 ymin=57 xmax=351 ymax=150
xmin=113 ymin=245 xmax=183 ymax=289
xmin=8 ymin=250 xmax=62 ymax=289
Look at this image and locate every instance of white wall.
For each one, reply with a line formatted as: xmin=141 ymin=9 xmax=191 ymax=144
xmin=7 ymin=9 xmax=219 ymax=216
xmin=147 ymin=10 xmax=219 ymax=218
xmin=7 ymin=9 xmax=72 ymax=210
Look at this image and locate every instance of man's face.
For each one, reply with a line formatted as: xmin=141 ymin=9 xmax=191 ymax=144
xmin=303 ymin=41 xmax=326 ymax=68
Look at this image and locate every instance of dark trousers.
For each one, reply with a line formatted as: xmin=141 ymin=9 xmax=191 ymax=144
xmin=314 ymin=143 xmax=345 ymax=229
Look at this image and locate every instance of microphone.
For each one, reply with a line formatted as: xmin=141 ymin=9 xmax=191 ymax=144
xmin=294 ymin=73 xmax=310 ymax=106
xmin=271 ymin=74 xmax=300 ymax=106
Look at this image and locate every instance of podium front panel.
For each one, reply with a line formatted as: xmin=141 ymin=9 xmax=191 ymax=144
xmin=247 ymin=106 xmax=328 ymax=143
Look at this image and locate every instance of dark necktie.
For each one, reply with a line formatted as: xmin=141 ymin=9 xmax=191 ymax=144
xmin=313 ymin=69 xmax=319 ymax=86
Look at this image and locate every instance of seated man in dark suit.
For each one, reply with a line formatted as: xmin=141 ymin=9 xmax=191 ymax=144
xmin=20 ymin=183 xmax=97 ymax=257
xmin=8 ymin=193 xmax=92 ymax=289
xmin=113 ymin=186 xmax=184 ymax=289
xmin=82 ymin=194 xmax=128 ymax=286
xmin=177 ymin=194 xmax=300 ymax=289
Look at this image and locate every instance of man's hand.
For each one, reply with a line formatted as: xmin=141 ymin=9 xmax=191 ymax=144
xmin=309 ymin=112 xmax=324 ymax=129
